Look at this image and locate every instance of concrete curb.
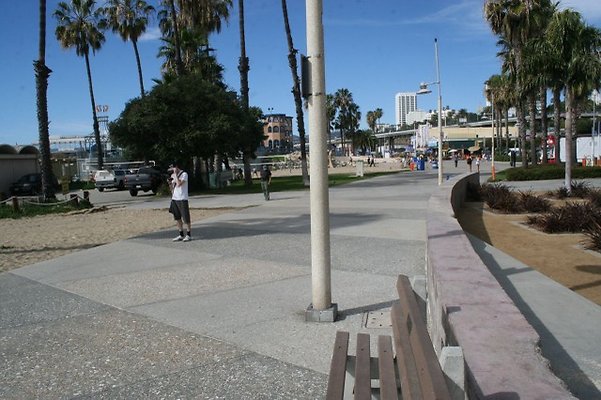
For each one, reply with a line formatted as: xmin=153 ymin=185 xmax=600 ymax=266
xmin=426 ymin=173 xmax=575 ymax=399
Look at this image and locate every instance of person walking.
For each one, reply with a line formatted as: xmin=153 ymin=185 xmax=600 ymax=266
xmin=260 ymin=165 xmax=272 ymax=200
xmin=467 ymin=155 xmax=473 ymax=172
xmin=169 ymin=162 xmax=192 ymax=242
xmin=453 ymin=153 xmax=458 ymax=168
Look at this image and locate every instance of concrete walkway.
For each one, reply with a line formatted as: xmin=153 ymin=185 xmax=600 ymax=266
xmin=1 ymin=166 xmax=600 ymax=399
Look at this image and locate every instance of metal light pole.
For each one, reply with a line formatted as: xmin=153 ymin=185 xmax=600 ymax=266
xmin=487 ymin=84 xmax=496 ymax=180
xmin=434 ymin=38 xmax=443 ymax=185
xmin=304 ymin=0 xmax=336 ymax=322
xmin=416 ymin=38 xmax=443 ymax=185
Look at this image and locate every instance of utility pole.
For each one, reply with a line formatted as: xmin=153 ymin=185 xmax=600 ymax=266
xmin=304 ymin=0 xmax=336 ymax=322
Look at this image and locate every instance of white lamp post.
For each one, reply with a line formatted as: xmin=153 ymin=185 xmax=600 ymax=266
xmin=486 ymin=84 xmax=496 ymax=180
xmin=416 ymin=38 xmax=443 ymax=185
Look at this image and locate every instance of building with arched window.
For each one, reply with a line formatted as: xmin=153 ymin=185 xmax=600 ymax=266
xmin=262 ymin=113 xmax=293 ymax=153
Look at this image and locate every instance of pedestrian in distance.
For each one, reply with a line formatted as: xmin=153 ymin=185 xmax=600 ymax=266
xmin=168 ymin=162 xmax=192 ymax=242
xmin=467 ymin=155 xmax=473 ymax=172
xmin=476 ymin=155 xmax=481 ymax=173
xmin=453 ymin=153 xmax=458 ymax=168
xmin=260 ymin=165 xmax=272 ymax=201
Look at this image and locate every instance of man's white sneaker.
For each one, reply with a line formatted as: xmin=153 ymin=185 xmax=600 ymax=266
xmin=182 ymin=235 xmax=192 ymax=242
xmin=173 ymin=235 xmax=184 ymax=242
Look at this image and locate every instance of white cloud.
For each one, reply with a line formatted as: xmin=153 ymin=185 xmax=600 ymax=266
xmin=561 ymin=0 xmax=601 ymax=23
xmin=139 ymin=26 xmax=162 ymax=42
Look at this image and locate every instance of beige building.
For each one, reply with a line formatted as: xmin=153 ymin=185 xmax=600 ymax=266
xmin=262 ymin=114 xmax=293 ymax=152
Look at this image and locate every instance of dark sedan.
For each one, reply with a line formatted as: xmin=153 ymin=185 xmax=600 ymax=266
xmin=9 ymin=173 xmax=60 ymax=196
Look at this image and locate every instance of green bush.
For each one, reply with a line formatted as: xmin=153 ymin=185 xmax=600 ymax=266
xmin=497 ymin=165 xmax=601 ymax=181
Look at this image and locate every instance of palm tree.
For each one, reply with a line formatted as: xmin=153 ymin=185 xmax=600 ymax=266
xmin=236 ymin=0 xmax=252 ymax=185
xmin=281 ymin=0 xmax=308 ymax=185
xmin=103 ymin=0 xmax=155 ymax=98
xmin=35 ymin=0 xmax=55 ymax=200
xmin=54 ymin=0 xmax=106 ymax=169
xmin=545 ymin=9 xmax=601 ymax=191
xmin=485 ymin=0 xmax=556 ymax=167
xmin=333 ymin=88 xmax=353 ymax=155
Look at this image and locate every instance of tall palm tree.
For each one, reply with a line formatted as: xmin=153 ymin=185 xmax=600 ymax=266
xmin=236 ymin=0 xmax=252 ymax=185
xmin=333 ymin=88 xmax=353 ymax=156
xmin=54 ymin=0 xmax=106 ymax=169
xmin=545 ymin=9 xmax=601 ymax=191
xmin=281 ymin=0 xmax=308 ymax=185
xmin=103 ymin=0 xmax=155 ymax=98
xmin=485 ymin=0 xmax=556 ymax=167
xmin=35 ymin=0 xmax=55 ymax=200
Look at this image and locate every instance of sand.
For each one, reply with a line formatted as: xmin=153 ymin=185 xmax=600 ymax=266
xmin=0 ymin=208 xmax=230 ymax=273
xmin=457 ymin=202 xmax=601 ymax=306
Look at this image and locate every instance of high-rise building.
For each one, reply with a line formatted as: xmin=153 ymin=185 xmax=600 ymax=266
xmin=395 ymin=92 xmax=417 ymax=127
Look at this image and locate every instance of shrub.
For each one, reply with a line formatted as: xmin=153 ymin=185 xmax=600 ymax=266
xmin=570 ymin=181 xmax=591 ymax=198
xmin=586 ymin=189 xmax=601 ymax=208
xmin=518 ymin=191 xmax=552 ymax=213
xmin=496 ymin=165 xmax=601 ymax=181
xmin=584 ymin=221 xmax=601 ymax=252
xmin=480 ymin=183 xmax=522 ymax=213
xmin=527 ymin=202 xmax=601 ymax=233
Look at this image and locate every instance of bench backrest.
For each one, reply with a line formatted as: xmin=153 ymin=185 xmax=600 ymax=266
xmin=392 ymin=275 xmax=451 ymax=400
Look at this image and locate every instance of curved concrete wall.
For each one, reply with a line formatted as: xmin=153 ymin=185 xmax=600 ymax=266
xmin=426 ymin=173 xmax=574 ymax=399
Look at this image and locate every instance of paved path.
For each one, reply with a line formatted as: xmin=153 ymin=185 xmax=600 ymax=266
xmin=1 ymin=166 xmax=600 ymax=399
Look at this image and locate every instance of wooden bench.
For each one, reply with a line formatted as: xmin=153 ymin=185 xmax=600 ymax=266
xmin=326 ymin=274 xmax=452 ymax=400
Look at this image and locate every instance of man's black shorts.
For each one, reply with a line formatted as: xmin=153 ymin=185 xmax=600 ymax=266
xmin=171 ymin=200 xmax=190 ymax=224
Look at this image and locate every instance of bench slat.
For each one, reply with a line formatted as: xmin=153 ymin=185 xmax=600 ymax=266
xmin=397 ymin=275 xmax=451 ymax=400
xmin=391 ymin=302 xmax=423 ymax=400
xmin=354 ymin=333 xmax=372 ymax=400
xmin=326 ymin=331 xmax=350 ymax=400
xmin=378 ymin=335 xmax=400 ymax=400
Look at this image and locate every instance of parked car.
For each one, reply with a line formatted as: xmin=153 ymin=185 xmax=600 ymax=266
xmin=94 ymin=169 xmax=126 ymax=191
xmin=9 ymin=173 xmax=60 ymax=196
xmin=123 ymin=166 xmax=164 ymax=196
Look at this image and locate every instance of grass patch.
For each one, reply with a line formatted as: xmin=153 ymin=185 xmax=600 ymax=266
xmin=0 ymin=199 xmax=93 ymax=219
xmin=480 ymin=183 xmax=522 ymax=213
xmin=585 ymin=221 xmax=601 ymax=252
xmin=203 ymin=171 xmax=401 ymax=195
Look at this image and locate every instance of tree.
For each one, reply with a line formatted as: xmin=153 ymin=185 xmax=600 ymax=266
xmin=281 ymin=0 xmax=309 ymax=185
xmin=54 ymin=0 xmax=106 ymax=169
xmin=102 ymin=0 xmax=155 ymax=98
xmin=109 ymin=73 xmax=264 ymax=167
xmin=237 ymin=0 xmax=253 ymax=185
xmin=333 ymin=88 xmax=353 ymax=155
xmin=35 ymin=0 xmax=55 ymax=200
xmin=545 ymin=9 xmax=601 ymax=192
xmin=485 ymin=0 xmax=556 ymax=167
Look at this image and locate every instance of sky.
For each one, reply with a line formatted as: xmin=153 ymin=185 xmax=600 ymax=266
xmin=1 ymin=0 xmax=600 ymax=146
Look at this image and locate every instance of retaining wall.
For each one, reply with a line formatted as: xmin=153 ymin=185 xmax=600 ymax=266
xmin=426 ymin=173 xmax=575 ymax=399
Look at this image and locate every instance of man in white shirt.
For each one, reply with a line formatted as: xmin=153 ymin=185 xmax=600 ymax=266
xmin=169 ymin=162 xmax=192 ymax=242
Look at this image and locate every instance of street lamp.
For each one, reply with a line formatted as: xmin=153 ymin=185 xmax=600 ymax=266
xmin=416 ymin=38 xmax=443 ymax=185
xmin=485 ymin=84 xmax=496 ymax=180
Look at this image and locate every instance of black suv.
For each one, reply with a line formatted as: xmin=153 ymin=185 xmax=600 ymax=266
xmin=9 ymin=173 xmax=60 ymax=196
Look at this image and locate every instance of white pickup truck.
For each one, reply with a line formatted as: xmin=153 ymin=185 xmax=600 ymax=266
xmin=94 ymin=169 xmax=126 ymax=191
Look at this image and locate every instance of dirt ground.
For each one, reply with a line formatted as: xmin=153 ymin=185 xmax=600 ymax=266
xmin=0 ymin=208 xmax=232 ymax=273
xmin=457 ymin=202 xmax=601 ymax=306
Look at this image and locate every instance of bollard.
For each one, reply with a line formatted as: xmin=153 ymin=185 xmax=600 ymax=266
xmin=69 ymin=194 xmax=79 ymax=206
xmin=12 ymin=197 xmax=20 ymax=212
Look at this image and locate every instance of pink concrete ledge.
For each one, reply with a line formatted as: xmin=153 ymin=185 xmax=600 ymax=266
xmin=426 ymin=173 xmax=575 ymax=399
